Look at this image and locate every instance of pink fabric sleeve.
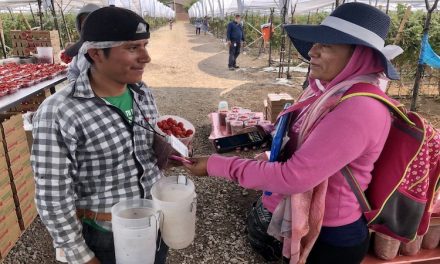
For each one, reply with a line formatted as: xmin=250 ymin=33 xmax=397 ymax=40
xmin=207 ymin=96 xmax=391 ymax=194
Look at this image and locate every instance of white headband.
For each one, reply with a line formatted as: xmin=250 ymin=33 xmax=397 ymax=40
xmin=77 ymin=41 xmax=127 ymax=73
xmin=321 ymin=16 xmax=403 ymax=60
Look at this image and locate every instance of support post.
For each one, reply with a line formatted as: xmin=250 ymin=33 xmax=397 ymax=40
xmin=0 ymin=17 xmax=7 ymax=59
xmin=50 ymin=0 xmax=64 ymax=48
xmin=410 ymin=0 xmax=439 ymax=111
xmin=268 ymin=8 xmax=274 ymax=67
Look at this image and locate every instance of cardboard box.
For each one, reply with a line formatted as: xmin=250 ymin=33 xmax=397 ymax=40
xmin=7 ymin=140 xmax=29 ymax=167
xmin=12 ymin=174 xmax=33 ymax=202
xmin=0 ymin=113 xmax=24 ymax=139
xmin=0 ymin=168 xmax=9 ymax=189
xmin=16 ymin=195 xmax=36 ymax=219
xmin=13 ymin=181 xmax=34 ymax=206
xmin=10 ymin=164 xmax=32 ymax=183
xmin=0 ymin=184 xmax=16 ymax=217
xmin=0 ymin=114 xmax=26 ymax=151
xmin=0 ymin=211 xmax=18 ymax=234
xmin=4 ymin=130 xmax=26 ymax=153
xmin=265 ymin=93 xmax=294 ymax=123
xmin=0 ymin=157 xmax=7 ymax=173
xmin=0 ymin=221 xmax=21 ymax=259
xmin=0 ymin=141 xmax=6 ymax=159
xmin=15 ymin=190 xmax=34 ymax=219
xmin=0 ymin=184 xmax=13 ymax=206
xmin=9 ymin=153 xmax=31 ymax=179
xmin=0 ymin=196 xmax=15 ymax=218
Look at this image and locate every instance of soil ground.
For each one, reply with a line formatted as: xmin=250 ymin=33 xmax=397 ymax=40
xmin=5 ymin=21 xmax=440 ymax=264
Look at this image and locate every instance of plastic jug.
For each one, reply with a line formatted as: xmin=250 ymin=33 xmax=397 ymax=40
xmin=151 ymin=175 xmax=196 ymax=249
xmin=36 ymin=47 xmax=54 ymax=64
xmin=111 ymin=199 xmax=160 ymax=264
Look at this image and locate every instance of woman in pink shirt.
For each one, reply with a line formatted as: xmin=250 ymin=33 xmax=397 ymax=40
xmin=185 ymin=3 xmax=403 ymax=264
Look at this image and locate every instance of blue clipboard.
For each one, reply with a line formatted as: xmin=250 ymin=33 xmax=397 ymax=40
xmin=264 ymin=103 xmax=292 ymax=196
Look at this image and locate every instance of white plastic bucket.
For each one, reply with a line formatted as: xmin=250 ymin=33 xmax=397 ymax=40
xmin=36 ymin=47 xmax=53 ymax=64
xmin=151 ymin=175 xmax=197 ymax=249
xmin=111 ymin=199 xmax=160 ymax=264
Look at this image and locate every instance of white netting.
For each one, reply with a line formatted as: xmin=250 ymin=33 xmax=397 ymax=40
xmin=188 ymin=0 xmax=438 ymax=18
xmin=0 ymin=0 xmax=175 ymax=18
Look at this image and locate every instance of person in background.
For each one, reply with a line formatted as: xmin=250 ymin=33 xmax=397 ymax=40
xmin=195 ymin=19 xmax=202 ymax=35
xmin=226 ymin=14 xmax=245 ymax=70
xmin=63 ymin=4 xmax=100 ymax=83
xmin=184 ymin=3 xmax=403 ymax=264
xmin=32 ymin=7 xmax=169 ymax=264
xmin=202 ymin=16 xmax=209 ymax=35
xmin=169 ymin=18 xmax=173 ymax=30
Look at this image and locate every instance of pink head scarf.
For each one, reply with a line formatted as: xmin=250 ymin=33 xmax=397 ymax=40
xmin=309 ymin=45 xmax=385 ymax=93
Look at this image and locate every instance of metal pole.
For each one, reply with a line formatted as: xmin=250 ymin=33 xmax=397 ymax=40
xmin=29 ymin=3 xmax=37 ymax=25
xmin=268 ymin=8 xmax=274 ymax=67
xmin=286 ymin=4 xmax=296 ymax=79
xmin=7 ymin=8 xmax=14 ymax=21
xmin=410 ymin=0 xmax=439 ymax=110
xmin=57 ymin=2 xmax=72 ymax=42
xmin=278 ymin=0 xmax=289 ymax=78
xmin=0 ymin=17 xmax=7 ymax=59
xmin=50 ymin=0 xmax=64 ymax=48
xmin=37 ymin=0 xmax=44 ymax=30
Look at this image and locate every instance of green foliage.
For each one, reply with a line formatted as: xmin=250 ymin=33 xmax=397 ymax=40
xmin=144 ymin=17 xmax=168 ymax=30
xmin=388 ymin=4 xmax=440 ymax=79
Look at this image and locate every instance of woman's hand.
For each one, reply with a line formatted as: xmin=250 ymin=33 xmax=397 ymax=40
xmin=254 ymin=151 xmax=269 ymax=161
xmin=183 ymin=156 xmax=210 ymax=176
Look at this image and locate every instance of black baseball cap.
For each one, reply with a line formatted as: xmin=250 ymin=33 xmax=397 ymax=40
xmin=65 ymin=6 xmax=150 ymax=57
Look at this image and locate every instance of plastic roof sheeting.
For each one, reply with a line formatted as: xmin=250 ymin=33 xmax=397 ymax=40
xmin=0 ymin=0 xmax=175 ymax=18
xmin=188 ymin=0 xmax=438 ymax=18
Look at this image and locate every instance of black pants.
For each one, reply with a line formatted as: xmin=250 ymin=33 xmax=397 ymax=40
xmin=196 ymin=27 xmax=201 ymax=35
xmin=228 ymin=41 xmax=241 ymax=68
xmin=306 ymin=234 xmax=370 ymax=264
xmin=82 ymin=223 xmax=169 ymax=264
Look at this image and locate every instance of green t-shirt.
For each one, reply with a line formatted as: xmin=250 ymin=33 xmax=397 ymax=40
xmin=103 ymin=88 xmax=134 ymax=123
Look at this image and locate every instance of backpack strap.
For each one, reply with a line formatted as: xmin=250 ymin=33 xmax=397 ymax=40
xmin=340 ymin=167 xmax=371 ymax=212
xmin=339 ymin=83 xmax=414 ymax=213
xmin=340 ymin=83 xmax=416 ymax=126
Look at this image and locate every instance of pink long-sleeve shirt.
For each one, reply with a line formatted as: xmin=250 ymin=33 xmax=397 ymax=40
xmin=207 ymin=95 xmax=391 ymax=227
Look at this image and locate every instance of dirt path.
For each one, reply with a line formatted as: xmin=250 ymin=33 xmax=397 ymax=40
xmin=144 ymin=21 xmax=252 ymax=90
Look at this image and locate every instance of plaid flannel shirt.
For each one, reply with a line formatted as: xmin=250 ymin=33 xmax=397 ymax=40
xmin=31 ymin=70 xmax=162 ymax=264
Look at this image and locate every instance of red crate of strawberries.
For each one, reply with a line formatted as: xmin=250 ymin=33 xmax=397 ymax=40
xmin=0 ymin=63 xmax=67 ymax=96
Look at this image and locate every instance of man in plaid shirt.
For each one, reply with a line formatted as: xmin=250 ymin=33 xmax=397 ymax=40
xmin=31 ymin=7 xmax=168 ymax=264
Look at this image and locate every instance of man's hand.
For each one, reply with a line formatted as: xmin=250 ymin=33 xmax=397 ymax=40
xmin=85 ymin=257 xmax=101 ymax=264
xmin=227 ymin=41 xmax=231 ymax=46
xmin=183 ymin=156 xmax=209 ymax=176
